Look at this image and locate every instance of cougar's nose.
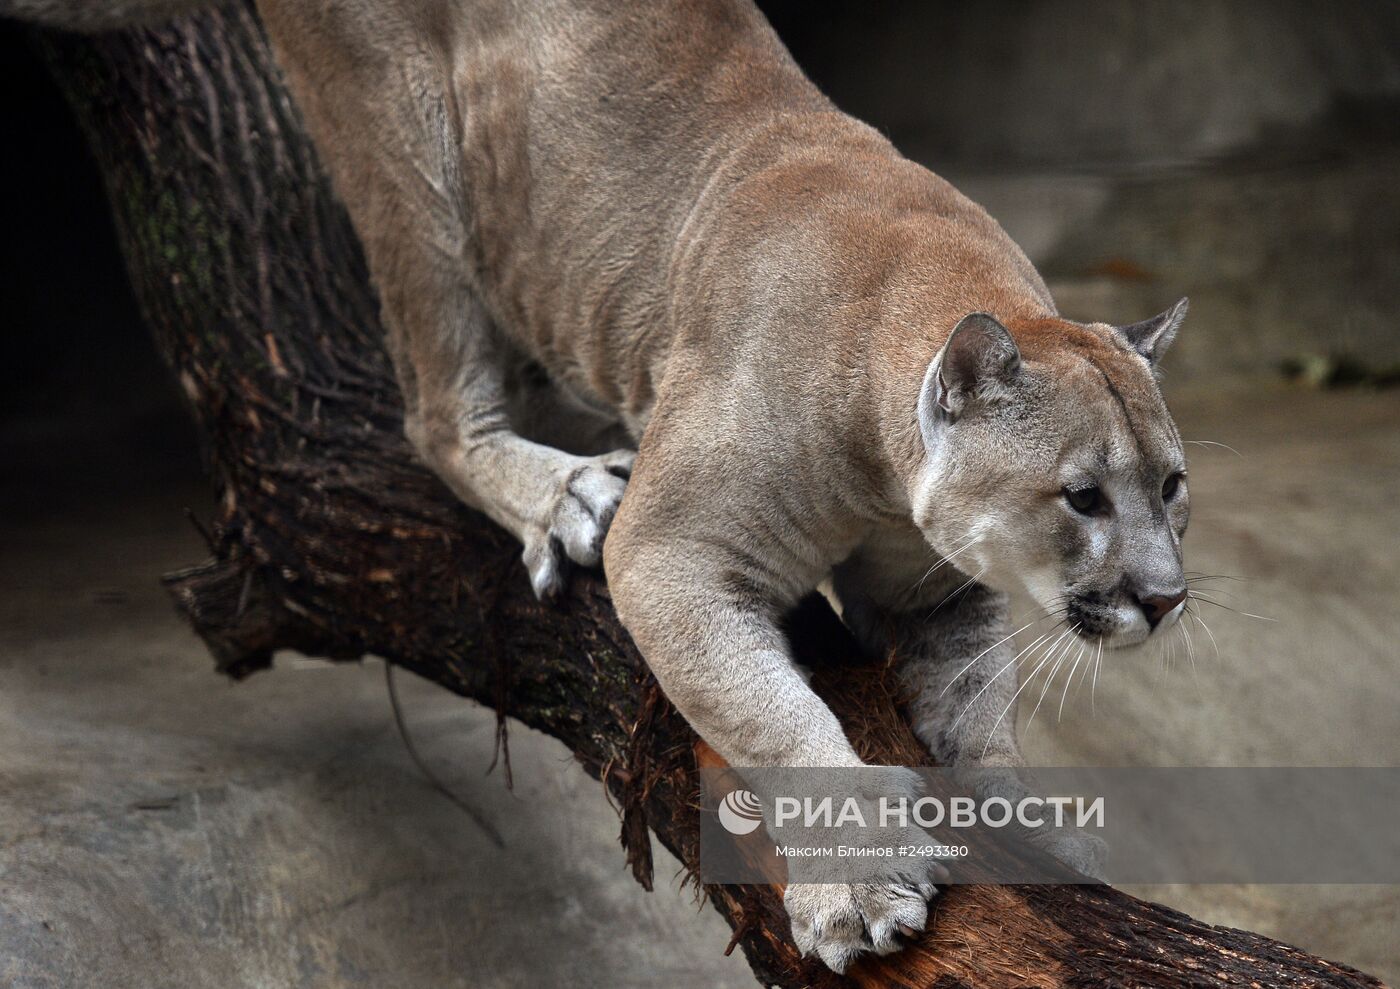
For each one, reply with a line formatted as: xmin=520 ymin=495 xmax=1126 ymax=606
xmin=1136 ymin=588 xmax=1188 ymax=629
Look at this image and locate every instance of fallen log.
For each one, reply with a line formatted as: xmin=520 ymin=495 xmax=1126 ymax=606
xmin=31 ymin=5 xmax=1389 ymax=986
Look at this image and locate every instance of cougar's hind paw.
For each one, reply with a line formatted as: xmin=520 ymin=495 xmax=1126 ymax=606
xmin=523 ymin=449 xmax=634 ymax=599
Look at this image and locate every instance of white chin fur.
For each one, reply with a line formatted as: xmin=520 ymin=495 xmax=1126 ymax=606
xmin=1105 ymin=600 xmax=1185 ymax=649
xmin=1105 ymin=605 xmax=1150 ymax=648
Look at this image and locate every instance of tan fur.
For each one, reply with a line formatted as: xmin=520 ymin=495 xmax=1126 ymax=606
xmin=6 ymin=0 xmax=1193 ymax=970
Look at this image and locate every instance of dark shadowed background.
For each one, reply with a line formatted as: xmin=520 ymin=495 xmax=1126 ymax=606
xmin=2 ymin=3 xmax=1398 ymax=987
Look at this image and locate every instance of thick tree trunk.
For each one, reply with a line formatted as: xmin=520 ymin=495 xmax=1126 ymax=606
xmin=33 ymin=6 xmax=1387 ymax=987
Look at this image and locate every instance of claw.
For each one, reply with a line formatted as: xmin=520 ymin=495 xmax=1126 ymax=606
xmin=524 ymin=537 xmax=567 ymax=600
xmin=816 ymin=942 xmax=859 ymax=974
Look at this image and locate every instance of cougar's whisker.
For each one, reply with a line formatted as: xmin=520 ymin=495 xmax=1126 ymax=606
xmin=1058 ymin=639 xmax=1089 ymax=722
xmin=1024 ymin=624 xmax=1075 ymax=734
xmin=1186 ymin=588 xmax=1246 ymax=606
xmin=1189 ymin=606 xmax=1222 ymax=661
xmin=1177 ymin=617 xmax=1201 ymax=694
xmin=1071 ymin=631 xmax=1097 ymax=703
xmin=925 ymin=565 xmax=988 ymax=619
xmin=936 ymin=617 xmax=1041 ymax=700
xmin=1090 ymin=635 xmax=1104 ymax=713
xmin=911 ymin=534 xmax=981 ymax=594
xmin=948 ymin=623 xmax=1061 ymax=735
xmin=1183 ymin=439 xmax=1244 ymax=457
xmin=976 ymin=627 xmax=1068 ymax=758
xmin=1188 ymin=588 xmax=1244 ymax=605
xmin=1191 ymin=595 xmax=1276 ymax=622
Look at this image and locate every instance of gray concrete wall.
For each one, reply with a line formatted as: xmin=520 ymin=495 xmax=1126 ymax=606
xmin=764 ymin=0 xmax=1400 ymax=378
xmin=771 ymin=1 xmax=1400 ymax=167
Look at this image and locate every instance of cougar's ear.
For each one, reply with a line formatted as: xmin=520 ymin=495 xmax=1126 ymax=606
xmin=918 ymin=312 xmax=1022 ymax=436
xmin=1116 ymin=297 xmax=1188 ymax=365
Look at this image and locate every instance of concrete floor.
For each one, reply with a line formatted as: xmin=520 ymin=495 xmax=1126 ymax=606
xmin=1 ymin=380 xmax=1396 ymax=988
xmin=0 ymin=413 xmax=754 ymax=989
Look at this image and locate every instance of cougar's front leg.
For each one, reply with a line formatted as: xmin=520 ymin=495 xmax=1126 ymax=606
xmin=604 ymin=496 xmax=941 ymax=972
xmin=605 ymin=526 xmax=860 ymax=769
xmin=840 ymin=580 xmax=1027 ymax=770
xmin=839 ymin=576 xmax=1106 ymax=878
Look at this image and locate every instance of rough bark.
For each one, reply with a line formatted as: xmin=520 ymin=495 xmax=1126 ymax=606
xmin=32 ymin=6 xmax=1388 ymax=987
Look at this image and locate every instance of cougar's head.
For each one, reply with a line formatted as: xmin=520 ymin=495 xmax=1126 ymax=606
xmin=912 ymin=301 xmax=1191 ymax=647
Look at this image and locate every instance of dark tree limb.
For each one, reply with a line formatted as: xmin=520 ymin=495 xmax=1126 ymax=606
xmin=32 ymin=6 xmax=1388 ymax=987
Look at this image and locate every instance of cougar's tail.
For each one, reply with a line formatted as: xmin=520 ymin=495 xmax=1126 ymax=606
xmin=0 ymin=0 xmax=210 ymax=32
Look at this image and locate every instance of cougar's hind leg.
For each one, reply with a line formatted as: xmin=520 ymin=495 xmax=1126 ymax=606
xmin=399 ymin=295 xmax=634 ymax=598
xmin=256 ymin=3 xmax=632 ymax=597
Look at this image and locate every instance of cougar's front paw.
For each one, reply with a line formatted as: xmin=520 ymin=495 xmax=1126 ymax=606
xmin=785 ymin=880 xmax=938 ymax=973
xmin=523 ymin=449 xmax=634 ymax=598
xmin=1029 ymin=825 xmax=1108 ymax=881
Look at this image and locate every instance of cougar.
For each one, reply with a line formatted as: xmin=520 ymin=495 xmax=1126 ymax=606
xmin=10 ymin=0 xmax=1193 ymax=971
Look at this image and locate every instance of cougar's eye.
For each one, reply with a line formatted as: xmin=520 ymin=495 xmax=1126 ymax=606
xmin=1162 ymin=472 xmax=1184 ymax=501
xmin=1064 ymin=485 xmax=1104 ymax=516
